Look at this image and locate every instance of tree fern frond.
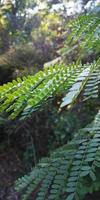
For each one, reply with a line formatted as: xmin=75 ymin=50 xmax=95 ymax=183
xmin=62 ymin=13 xmax=100 ymax=56
xmin=60 ymin=60 xmax=100 ymax=108
xmin=0 ymin=62 xmax=90 ymax=118
xmin=0 ymin=60 xmax=99 ymax=119
xmin=83 ymin=69 xmax=100 ymax=101
xmin=15 ymin=111 xmax=100 ymax=200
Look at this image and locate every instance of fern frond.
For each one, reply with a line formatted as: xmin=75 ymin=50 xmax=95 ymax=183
xmin=0 ymin=60 xmax=99 ymax=119
xmin=60 ymin=60 xmax=100 ymax=108
xmin=83 ymin=69 xmax=100 ymax=101
xmin=15 ymin=111 xmax=100 ymax=200
xmin=62 ymin=13 xmax=100 ymax=56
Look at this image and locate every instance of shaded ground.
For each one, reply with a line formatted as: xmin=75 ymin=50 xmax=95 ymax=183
xmin=0 ymin=149 xmax=24 ymax=200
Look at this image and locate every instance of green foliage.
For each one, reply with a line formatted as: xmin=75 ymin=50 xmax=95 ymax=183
xmin=83 ymin=68 xmax=100 ymax=101
xmin=48 ymin=110 xmax=80 ymax=149
xmin=62 ymin=12 xmax=100 ymax=59
xmin=60 ymin=60 xmax=100 ymax=108
xmin=15 ymin=111 xmax=100 ymax=200
xmin=0 ymin=60 xmax=99 ymax=119
xmin=14 ymin=10 xmax=100 ymax=200
xmin=31 ymin=12 xmax=62 ymax=41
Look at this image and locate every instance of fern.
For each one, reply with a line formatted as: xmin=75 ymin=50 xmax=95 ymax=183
xmin=60 ymin=60 xmax=100 ymax=108
xmin=15 ymin=111 xmax=100 ymax=200
xmin=62 ymin=13 xmax=100 ymax=56
xmin=83 ymin=69 xmax=100 ymax=101
xmin=0 ymin=60 xmax=100 ymax=119
xmin=14 ymin=11 xmax=100 ymax=198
